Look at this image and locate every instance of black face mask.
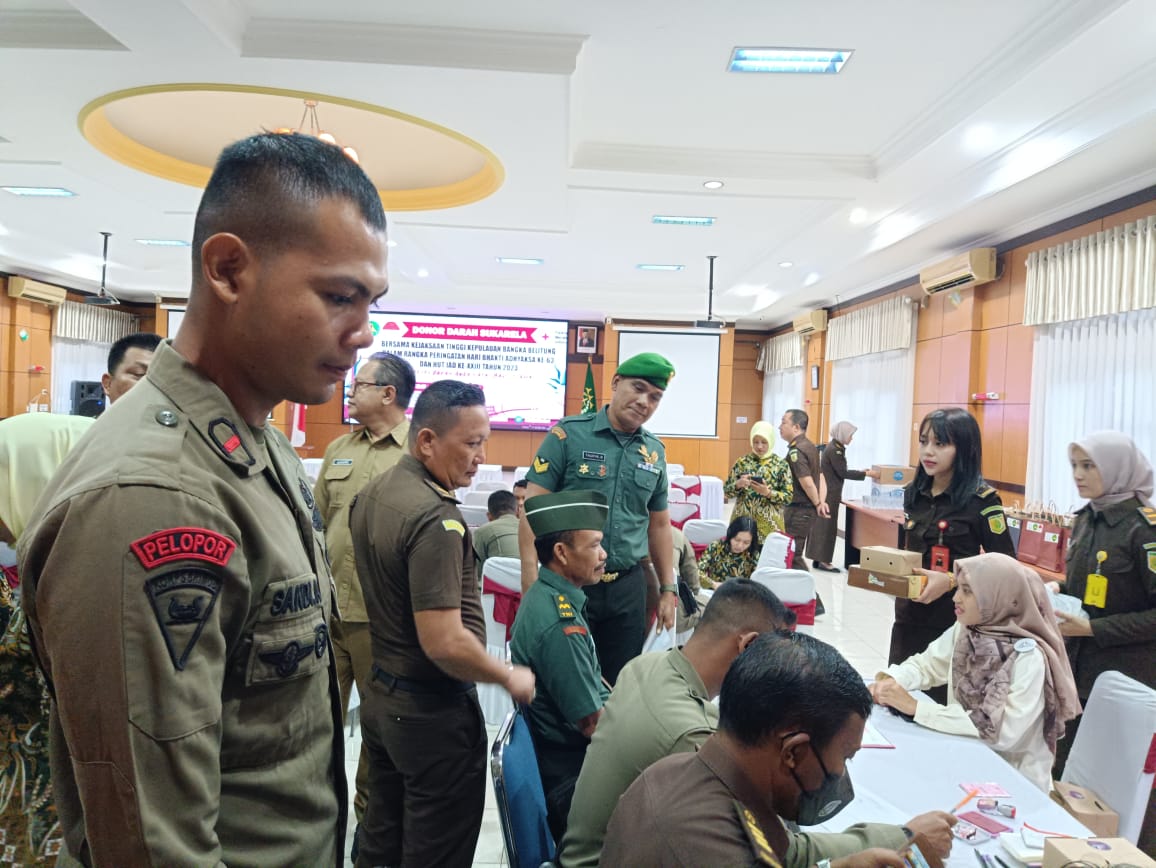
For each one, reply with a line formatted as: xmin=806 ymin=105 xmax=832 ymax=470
xmin=790 ymin=742 xmax=855 ymax=826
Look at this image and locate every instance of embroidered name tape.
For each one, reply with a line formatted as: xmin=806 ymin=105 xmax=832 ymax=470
xmin=132 ymin=527 xmax=237 ymax=570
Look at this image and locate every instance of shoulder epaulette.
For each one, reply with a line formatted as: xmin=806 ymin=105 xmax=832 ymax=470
xmin=555 ymin=593 xmax=576 ymax=620
xmin=735 ymin=803 xmax=782 ymax=867
xmin=977 ymin=484 xmax=997 ymax=499
xmin=1139 ymin=505 xmax=1156 ymax=527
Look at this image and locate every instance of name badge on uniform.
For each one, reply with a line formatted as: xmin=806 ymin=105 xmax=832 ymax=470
xmin=333 ymin=458 xmax=353 ymax=466
xmin=637 ymin=461 xmax=659 ymax=474
xmin=1084 ymin=550 xmax=1109 ymax=609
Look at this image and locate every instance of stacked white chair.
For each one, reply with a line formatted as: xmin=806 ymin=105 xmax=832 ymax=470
xmin=756 ymin=532 xmax=795 ymax=570
xmin=1060 ymin=670 xmax=1156 ymax=844
xmin=463 ymin=490 xmax=493 ymax=507
xmin=666 ymin=463 xmax=685 ymax=479
xmin=475 ymin=463 xmax=505 ymax=485
xmin=459 ymin=504 xmax=490 ymax=528
xmin=476 ymin=480 xmax=510 ymax=493
xmin=750 ymin=566 xmax=816 ymax=634
xmin=682 ymin=518 xmax=728 ymax=558
xmin=668 ymin=501 xmax=700 ymax=529
xmin=478 ymin=557 xmax=523 ymax=725
xmin=668 ymin=487 xmax=688 ymax=504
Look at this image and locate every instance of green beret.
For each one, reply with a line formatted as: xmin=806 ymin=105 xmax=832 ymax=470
xmin=524 ymin=490 xmax=609 ymax=538
xmin=615 ymin=352 xmax=675 ymax=389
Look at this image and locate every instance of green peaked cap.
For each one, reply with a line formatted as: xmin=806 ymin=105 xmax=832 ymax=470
xmin=524 ymin=489 xmax=609 ymax=538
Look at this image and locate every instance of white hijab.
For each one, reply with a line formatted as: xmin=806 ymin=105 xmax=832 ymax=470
xmin=1068 ymin=431 xmax=1153 ymax=509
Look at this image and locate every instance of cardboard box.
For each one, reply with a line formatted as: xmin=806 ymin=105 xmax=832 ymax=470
xmin=872 ymin=464 xmax=916 ymax=485
xmin=1049 ymin=781 xmax=1119 ymax=837
xmin=860 ymin=546 xmax=924 ymax=575
xmin=847 ymin=565 xmax=926 ymax=600
xmin=1042 ymin=837 xmax=1155 ymax=868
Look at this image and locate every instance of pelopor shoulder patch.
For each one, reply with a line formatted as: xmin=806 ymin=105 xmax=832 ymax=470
xmin=145 ymin=569 xmax=222 ymax=670
xmin=132 ymin=527 xmax=236 ymax=570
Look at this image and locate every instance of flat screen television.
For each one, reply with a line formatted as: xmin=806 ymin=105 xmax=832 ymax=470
xmin=344 ymin=313 xmax=569 ymax=431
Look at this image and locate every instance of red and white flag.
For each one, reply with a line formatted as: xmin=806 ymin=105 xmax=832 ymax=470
xmin=290 ymin=403 xmax=307 ymax=447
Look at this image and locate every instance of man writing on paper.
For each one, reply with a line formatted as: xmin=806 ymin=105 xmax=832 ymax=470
xmin=519 ymin=352 xmax=678 ymax=685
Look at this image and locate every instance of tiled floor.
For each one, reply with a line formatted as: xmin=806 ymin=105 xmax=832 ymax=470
xmin=343 ymin=536 xmax=895 ymax=866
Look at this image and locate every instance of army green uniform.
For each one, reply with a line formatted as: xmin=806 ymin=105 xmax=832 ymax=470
xmin=784 ymin=435 xmax=822 ymax=571
xmin=314 ymin=420 xmax=408 ymax=821
xmin=472 ymin=512 xmax=521 ymax=576
xmin=1058 ymin=499 xmax=1156 ymax=852
xmin=350 ymin=454 xmax=488 ymax=868
xmin=18 ymin=342 xmax=345 ymax=867
xmin=526 ymin=407 xmax=668 ymax=683
xmin=511 ymin=566 xmax=609 ymax=840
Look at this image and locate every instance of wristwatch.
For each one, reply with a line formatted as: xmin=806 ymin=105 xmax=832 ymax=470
xmin=660 ymin=584 xmax=678 ymax=594
xmin=816 ymin=859 xmax=832 ymax=868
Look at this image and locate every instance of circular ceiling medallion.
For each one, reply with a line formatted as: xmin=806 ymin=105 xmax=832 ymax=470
xmin=79 ymin=84 xmax=504 ymax=211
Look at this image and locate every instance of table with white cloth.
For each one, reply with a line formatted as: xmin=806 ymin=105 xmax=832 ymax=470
xmin=697 ymin=475 xmax=725 ymax=520
xmin=806 ymin=704 xmax=1091 ymax=866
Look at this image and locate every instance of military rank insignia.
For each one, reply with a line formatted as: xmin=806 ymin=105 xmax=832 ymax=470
xmin=735 ymin=803 xmax=782 ymax=867
xmin=1144 ymin=542 xmax=1156 ymax=575
xmin=549 ymin=425 xmax=567 ymax=440
xmin=556 ymin=595 xmax=575 ymax=619
xmin=981 ymin=505 xmax=1007 ymax=535
xmin=442 ymin=519 xmax=465 ymax=537
xmin=637 ymin=443 xmax=659 ymax=465
xmin=1139 ymin=506 xmax=1156 ymax=527
xmin=579 ymin=463 xmax=590 ymax=475
xmin=533 ymin=456 xmax=550 ymax=474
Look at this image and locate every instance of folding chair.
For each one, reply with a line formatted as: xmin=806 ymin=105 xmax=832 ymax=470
xmin=491 ymin=708 xmax=557 ymax=868
xmin=751 ymin=566 xmax=817 ymax=634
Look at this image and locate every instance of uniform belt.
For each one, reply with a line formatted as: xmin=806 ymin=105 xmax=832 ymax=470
xmin=371 ymin=665 xmax=473 ymax=696
xmin=600 ymin=563 xmax=639 ymax=583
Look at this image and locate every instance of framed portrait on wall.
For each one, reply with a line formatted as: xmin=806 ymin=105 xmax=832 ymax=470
xmin=576 ymin=325 xmax=597 ymax=354
xmin=810 ymin=364 xmax=820 ymax=390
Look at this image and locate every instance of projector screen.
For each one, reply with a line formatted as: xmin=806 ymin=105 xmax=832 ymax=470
xmin=347 ymin=313 xmax=568 ymax=431
xmin=616 ymin=330 xmax=720 ymax=438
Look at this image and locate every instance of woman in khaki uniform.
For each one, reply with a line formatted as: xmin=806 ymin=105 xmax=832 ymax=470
xmin=1056 ymin=431 xmax=1156 ymax=851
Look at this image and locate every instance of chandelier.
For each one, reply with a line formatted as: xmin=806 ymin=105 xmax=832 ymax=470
xmin=275 ymin=99 xmax=359 ymax=164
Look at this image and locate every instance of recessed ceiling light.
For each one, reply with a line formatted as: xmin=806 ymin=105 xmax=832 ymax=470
xmin=729 ymin=47 xmax=852 ymax=74
xmin=2 ymin=185 xmax=76 ymax=197
xmin=703 ymin=180 xmax=724 ymax=190
xmin=652 ymin=215 xmax=715 ymax=226
xmin=636 ymin=264 xmax=685 ymax=271
xmin=416 ymin=268 xmax=429 ymax=278
xmin=387 ymin=239 xmax=398 ymax=248
xmin=849 ymin=207 xmax=868 ymax=225
xmin=135 ymin=238 xmax=190 ymax=247
xmin=778 ymin=261 xmax=794 ymax=269
xmin=804 ymin=272 xmax=820 ymax=287
xmin=496 ymin=257 xmax=543 ymax=265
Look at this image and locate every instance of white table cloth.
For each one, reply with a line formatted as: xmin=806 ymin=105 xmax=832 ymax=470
xmin=697 ymin=475 xmax=725 ymax=520
xmin=807 ymin=705 xmax=1091 ymax=865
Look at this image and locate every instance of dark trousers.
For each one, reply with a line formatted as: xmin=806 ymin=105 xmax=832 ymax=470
xmin=784 ymin=504 xmax=817 ymax=572
xmin=356 ymin=679 xmax=487 ymax=868
xmin=584 ymin=563 xmax=645 ymax=685
xmin=536 ymin=742 xmax=587 ymax=844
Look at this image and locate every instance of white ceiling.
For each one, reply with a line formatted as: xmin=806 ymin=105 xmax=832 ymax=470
xmin=1 ymin=0 xmax=1155 ymax=326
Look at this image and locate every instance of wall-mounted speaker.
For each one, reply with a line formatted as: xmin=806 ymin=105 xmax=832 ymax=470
xmin=71 ymin=381 xmax=105 ymax=417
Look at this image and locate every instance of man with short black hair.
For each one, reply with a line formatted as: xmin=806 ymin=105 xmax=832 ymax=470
xmin=512 ymin=477 xmax=529 ymax=517
xmin=102 ymin=331 xmax=161 ymax=404
xmin=781 ymin=409 xmax=828 ymax=578
xmin=351 ymin=379 xmax=536 ymax=868
xmin=602 ymin=632 xmax=946 ymax=868
xmin=20 ymin=132 xmax=389 ymax=866
xmin=512 ymin=489 xmax=612 ymax=841
xmin=315 ymin=350 xmax=415 ymax=821
xmin=473 ymin=489 xmax=520 ymax=576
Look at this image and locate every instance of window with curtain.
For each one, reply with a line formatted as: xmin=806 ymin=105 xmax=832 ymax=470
xmin=1025 ymin=307 xmax=1156 ymax=505
xmin=829 ymin=347 xmax=916 ymax=501
xmin=50 ymin=301 xmax=139 ymax=414
xmin=762 ymin=367 xmax=803 ymax=449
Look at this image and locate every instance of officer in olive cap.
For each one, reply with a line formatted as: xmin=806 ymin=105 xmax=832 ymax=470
xmin=511 ymin=490 xmax=613 ymax=841
xmin=518 ymin=351 xmax=677 ymax=686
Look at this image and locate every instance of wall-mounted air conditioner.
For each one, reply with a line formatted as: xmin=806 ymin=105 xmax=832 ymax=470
xmin=793 ymin=310 xmax=828 ymax=335
xmin=7 ymin=276 xmax=67 ymax=306
xmin=919 ymin=248 xmax=997 ymax=295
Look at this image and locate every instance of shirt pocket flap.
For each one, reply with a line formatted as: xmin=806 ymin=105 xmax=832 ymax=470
xmin=324 ymin=461 xmax=355 ymax=481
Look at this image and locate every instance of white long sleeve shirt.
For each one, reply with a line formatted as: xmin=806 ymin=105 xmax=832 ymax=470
xmin=883 ymin=623 xmax=1053 ymax=792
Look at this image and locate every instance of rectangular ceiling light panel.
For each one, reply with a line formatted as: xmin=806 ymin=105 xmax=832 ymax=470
xmin=729 ymin=47 xmax=852 ymax=74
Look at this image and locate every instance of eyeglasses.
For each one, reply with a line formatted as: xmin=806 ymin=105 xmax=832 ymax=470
xmin=348 ymin=380 xmax=385 ymax=395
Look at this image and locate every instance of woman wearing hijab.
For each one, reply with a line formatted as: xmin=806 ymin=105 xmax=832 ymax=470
xmin=724 ymin=420 xmax=793 ymax=541
xmin=1 ymin=413 xmax=94 ymax=864
xmin=1055 ymin=431 xmax=1156 ymax=850
xmin=869 ymin=553 xmax=1081 ymax=792
xmin=807 ymin=421 xmax=880 ymax=572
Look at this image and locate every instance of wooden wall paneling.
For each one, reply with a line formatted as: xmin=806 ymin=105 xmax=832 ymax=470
xmin=484 ymin=430 xmax=534 ymax=467
xmin=978 ymin=260 xmax=1012 ymax=331
xmin=936 ymin=331 xmax=973 ymax=404
xmin=976 ymin=327 xmax=1009 ymax=396
xmin=698 ymin=438 xmax=732 ymax=480
xmin=916 ymin=292 xmax=944 ymax=341
xmin=1003 ymin=324 xmax=1034 ymax=404
xmin=1000 ymin=403 xmax=1031 ymax=488
xmin=940 ymin=287 xmax=978 ymax=336
xmin=1101 ymin=199 xmax=1156 ymax=230
xmin=973 ymin=402 xmax=1005 ymax=481
xmin=910 ymin=404 xmax=937 ymax=464
xmin=913 ymin=339 xmax=943 ymax=405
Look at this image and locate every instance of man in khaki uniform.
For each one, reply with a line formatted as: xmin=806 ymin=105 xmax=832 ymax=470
xmin=101 ymin=331 xmax=161 ymax=405
xmin=314 ymin=350 xmax=414 ymax=820
xmin=18 ymin=132 xmax=390 ymax=866
xmin=351 ymin=380 xmax=536 ymax=868
xmin=473 ymin=489 xmax=521 ymax=576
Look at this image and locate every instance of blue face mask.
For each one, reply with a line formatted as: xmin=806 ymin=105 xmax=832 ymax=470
xmin=790 ymin=742 xmax=855 ymax=826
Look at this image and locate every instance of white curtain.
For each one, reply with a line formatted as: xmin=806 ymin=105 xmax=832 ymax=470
xmin=829 ymin=346 xmax=916 ymax=501
xmin=51 ymin=337 xmax=110 ymax=414
xmin=826 ymin=296 xmax=917 ymax=362
xmin=53 ymin=301 xmax=138 ymax=342
xmin=761 ymin=367 xmax=803 ymax=446
xmin=756 ymin=331 xmax=803 ymax=372
xmin=1025 ymin=307 xmax=1156 ymax=506
xmin=1024 ymin=216 xmax=1156 ymax=326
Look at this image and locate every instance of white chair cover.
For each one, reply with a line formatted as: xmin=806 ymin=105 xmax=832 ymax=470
xmin=750 ymin=567 xmax=816 ymax=635
xmin=463 ymin=490 xmax=492 ymax=507
xmin=682 ymin=519 xmax=728 ymax=546
xmin=478 ymin=557 xmax=523 ymax=726
xmin=757 ymin=532 xmax=795 ymax=570
xmin=671 ymin=475 xmax=701 ymax=492
xmin=668 ymin=487 xmax=687 ymax=503
xmin=482 ymin=557 xmax=523 ymax=593
xmin=459 ymin=504 xmax=489 ymax=528
xmin=475 ymin=463 xmax=504 ymax=484
xmin=666 ymin=463 xmax=685 ymax=478
xmin=697 ymin=475 xmax=725 ymax=520
xmin=668 ymin=502 xmax=701 ymax=527
xmin=1062 ymin=670 xmax=1156 ymax=844
xmin=475 ymin=481 xmax=511 ymax=492
xmin=514 ymin=465 xmax=530 ymax=482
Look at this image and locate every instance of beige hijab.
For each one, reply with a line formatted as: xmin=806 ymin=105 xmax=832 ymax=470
xmin=950 ymin=553 xmax=1081 ymax=752
xmin=830 ymin=421 xmax=857 ymax=445
xmin=1068 ymin=431 xmax=1153 ymax=509
xmin=0 ymin=413 xmax=94 ymax=541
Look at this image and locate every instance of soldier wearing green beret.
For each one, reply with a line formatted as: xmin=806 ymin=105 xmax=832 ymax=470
xmin=511 ymin=490 xmax=613 ymax=842
xmin=518 ymin=352 xmax=678 ymax=686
